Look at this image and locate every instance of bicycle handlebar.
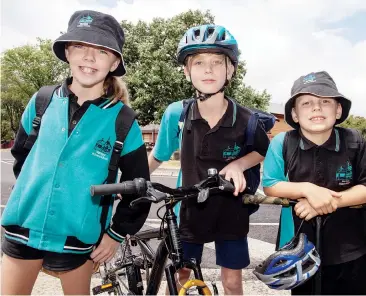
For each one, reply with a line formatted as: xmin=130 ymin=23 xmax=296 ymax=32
xmin=242 ymin=192 xmax=366 ymax=208
xmin=91 ymin=169 xmax=366 ymax=209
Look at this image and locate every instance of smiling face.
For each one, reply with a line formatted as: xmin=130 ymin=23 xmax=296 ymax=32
xmin=291 ymin=94 xmax=342 ymax=134
xmin=65 ymin=42 xmax=120 ymax=88
xmin=184 ymin=53 xmax=234 ymax=94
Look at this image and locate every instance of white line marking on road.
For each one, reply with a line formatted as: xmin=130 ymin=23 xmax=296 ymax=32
xmin=145 ymin=218 xmax=278 ymax=226
xmin=250 ymin=222 xmax=279 ymax=226
xmin=1 ymin=160 xmax=13 ymax=165
xmin=0 ymin=205 xmax=5 ymax=208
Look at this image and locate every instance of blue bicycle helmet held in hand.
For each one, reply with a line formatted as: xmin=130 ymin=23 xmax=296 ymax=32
xmin=253 ymin=233 xmax=321 ymax=290
xmin=177 ymin=24 xmax=239 ymax=69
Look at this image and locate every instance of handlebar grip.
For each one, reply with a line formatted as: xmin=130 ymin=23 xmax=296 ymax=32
xmin=91 ymin=181 xmax=137 ymax=196
xmin=242 ymin=194 xmax=292 ymax=206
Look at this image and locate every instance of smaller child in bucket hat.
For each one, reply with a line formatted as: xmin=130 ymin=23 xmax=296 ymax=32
xmin=262 ymin=71 xmax=366 ymax=295
xmin=1 ymin=10 xmax=151 ymax=295
xmin=284 ymin=71 xmax=351 ymax=130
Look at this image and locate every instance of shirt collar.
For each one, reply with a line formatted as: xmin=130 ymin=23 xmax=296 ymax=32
xmin=190 ymin=97 xmax=237 ymax=127
xmin=299 ymin=128 xmax=340 ymax=152
xmin=59 ymin=77 xmax=109 ymax=106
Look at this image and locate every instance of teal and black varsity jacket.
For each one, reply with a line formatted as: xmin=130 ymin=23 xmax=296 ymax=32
xmin=2 ymin=88 xmax=150 ymax=254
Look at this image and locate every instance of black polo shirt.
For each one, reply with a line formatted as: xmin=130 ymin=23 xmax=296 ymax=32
xmin=179 ymin=98 xmax=270 ymax=243
xmin=287 ymin=128 xmax=366 ymax=265
xmin=60 ymin=78 xmax=110 ymax=136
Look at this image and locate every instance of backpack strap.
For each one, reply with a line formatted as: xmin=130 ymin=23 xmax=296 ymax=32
xmin=337 ymin=127 xmax=362 ymax=177
xmin=23 ymin=85 xmax=59 ymax=151
xmin=283 ymin=130 xmax=300 ymax=178
xmin=98 ymin=105 xmax=137 ymax=244
xmin=246 ymin=112 xmax=258 ymax=148
xmin=338 ymin=127 xmax=362 ymax=158
xmin=178 ymin=98 xmax=195 ymax=134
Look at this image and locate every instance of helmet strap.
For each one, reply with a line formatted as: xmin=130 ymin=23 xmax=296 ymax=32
xmin=294 ymin=219 xmax=305 ymax=240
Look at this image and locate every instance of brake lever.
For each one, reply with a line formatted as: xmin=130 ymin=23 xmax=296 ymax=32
xmin=196 ymin=174 xmax=235 ymax=203
xmin=197 ymin=188 xmax=210 ymax=203
xmin=130 ymin=196 xmax=156 ymax=208
xmin=217 ymin=175 xmax=235 ymax=192
xmin=129 ymin=182 xmax=168 ymax=208
xmin=146 ymin=182 xmax=167 ymax=202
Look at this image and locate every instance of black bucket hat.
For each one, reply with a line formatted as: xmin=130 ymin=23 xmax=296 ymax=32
xmin=285 ymin=71 xmax=352 ymax=129
xmin=53 ymin=10 xmax=126 ymax=76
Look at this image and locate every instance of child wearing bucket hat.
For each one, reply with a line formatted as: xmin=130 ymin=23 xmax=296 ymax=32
xmin=1 ymin=10 xmax=150 ymax=295
xmin=262 ymin=71 xmax=366 ymax=294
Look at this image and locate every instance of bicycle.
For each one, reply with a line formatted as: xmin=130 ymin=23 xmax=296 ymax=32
xmin=91 ymin=168 xmax=235 ymax=295
xmin=90 ymin=171 xmax=366 ymax=295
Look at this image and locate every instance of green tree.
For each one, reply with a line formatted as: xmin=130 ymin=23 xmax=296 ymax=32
xmin=1 ymin=38 xmax=69 ymax=134
xmin=122 ymin=10 xmax=270 ymax=125
xmin=340 ymin=115 xmax=366 ymax=138
xmin=1 ymin=120 xmax=13 ymax=142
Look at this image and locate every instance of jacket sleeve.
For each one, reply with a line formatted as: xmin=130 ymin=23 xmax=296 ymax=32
xmin=11 ymin=93 xmax=37 ymax=178
xmin=106 ymin=120 xmax=151 ymax=242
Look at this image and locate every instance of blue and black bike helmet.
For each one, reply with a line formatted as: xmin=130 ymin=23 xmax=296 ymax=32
xmin=253 ymin=233 xmax=321 ymax=290
xmin=177 ymin=25 xmax=239 ymax=69
xmin=177 ymin=25 xmax=239 ymax=101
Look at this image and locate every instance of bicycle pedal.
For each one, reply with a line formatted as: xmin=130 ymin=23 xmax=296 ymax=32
xmin=92 ymin=282 xmax=118 ymax=295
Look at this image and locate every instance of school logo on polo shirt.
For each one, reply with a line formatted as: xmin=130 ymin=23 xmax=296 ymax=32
xmin=223 ymin=143 xmax=241 ymax=161
xmin=336 ymin=161 xmax=353 ymax=186
xmin=92 ymin=138 xmax=112 ymax=161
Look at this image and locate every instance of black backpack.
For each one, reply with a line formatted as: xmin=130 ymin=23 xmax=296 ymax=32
xmin=178 ymin=98 xmax=276 ymax=214
xmin=23 ymin=85 xmax=137 ymax=244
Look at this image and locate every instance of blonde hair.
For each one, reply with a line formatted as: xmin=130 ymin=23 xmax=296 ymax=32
xmin=103 ymin=76 xmax=130 ymax=106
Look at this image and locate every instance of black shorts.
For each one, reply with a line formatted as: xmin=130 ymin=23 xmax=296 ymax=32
xmin=2 ymin=238 xmax=92 ymax=272
xmin=292 ymin=253 xmax=366 ymax=295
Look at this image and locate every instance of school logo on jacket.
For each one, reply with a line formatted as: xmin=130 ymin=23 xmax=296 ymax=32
xmin=223 ymin=143 xmax=241 ymax=161
xmin=336 ymin=161 xmax=353 ymax=186
xmin=92 ymin=138 xmax=112 ymax=161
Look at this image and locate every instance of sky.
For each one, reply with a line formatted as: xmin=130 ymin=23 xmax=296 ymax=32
xmin=1 ymin=0 xmax=365 ymax=116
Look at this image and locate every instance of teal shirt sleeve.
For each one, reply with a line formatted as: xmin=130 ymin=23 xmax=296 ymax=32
xmin=262 ymin=132 xmax=287 ymax=187
xmin=21 ymin=93 xmax=37 ymax=135
xmin=262 ymin=132 xmax=295 ymax=248
xmin=121 ymin=120 xmax=144 ymax=156
xmin=153 ymin=101 xmax=183 ymax=162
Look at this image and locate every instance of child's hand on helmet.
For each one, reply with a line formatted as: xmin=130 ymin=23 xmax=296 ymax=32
xmin=220 ymin=161 xmax=246 ymax=196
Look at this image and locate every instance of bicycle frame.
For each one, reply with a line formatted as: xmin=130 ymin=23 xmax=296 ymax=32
xmin=127 ymin=202 xmax=207 ymax=295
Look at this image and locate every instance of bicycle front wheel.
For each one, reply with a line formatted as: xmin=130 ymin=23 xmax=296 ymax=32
xmin=178 ymin=279 xmax=212 ymax=295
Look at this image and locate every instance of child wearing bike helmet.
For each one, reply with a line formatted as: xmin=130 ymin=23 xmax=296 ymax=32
xmin=149 ymin=25 xmax=270 ymax=295
xmin=1 ymin=10 xmax=150 ymax=295
xmin=263 ymin=71 xmax=366 ymax=294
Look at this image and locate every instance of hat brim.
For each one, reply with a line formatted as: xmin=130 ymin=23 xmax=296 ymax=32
xmin=53 ymin=29 xmax=126 ymax=76
xmin=284 ymin=87 xmax=352 ymax=129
